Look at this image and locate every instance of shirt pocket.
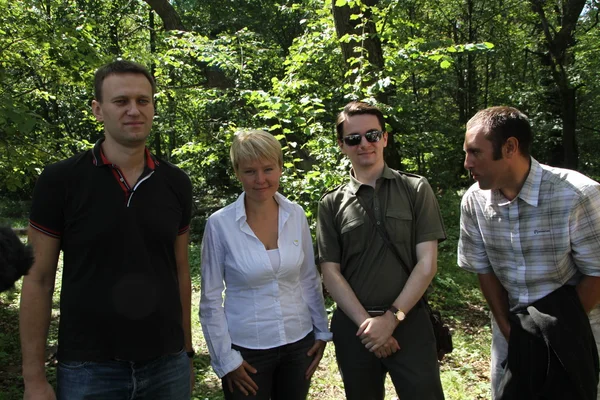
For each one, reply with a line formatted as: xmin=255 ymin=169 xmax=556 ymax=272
xmin=340 ymin=216 xmax=366 ymax=254
xmin=385 ymin=209 xmax=412 ymax=243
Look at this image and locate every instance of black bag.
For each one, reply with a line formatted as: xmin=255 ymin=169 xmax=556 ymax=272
xmin=356 ymin=171 xmax=453 ymax=361
xmin=427 ymin=303 xmax=453 ymax=361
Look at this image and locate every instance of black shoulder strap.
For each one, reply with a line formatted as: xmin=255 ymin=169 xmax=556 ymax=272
xmin=356 ymin=171 xmax=431 ymax=307
xmin=356 ymin=171 xmax=416 ymax=276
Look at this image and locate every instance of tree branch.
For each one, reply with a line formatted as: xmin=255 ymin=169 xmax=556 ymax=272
xmin=143 ymin=0 xmax=185 ymax=31
xmin=581 ymin=124 xmax=600 ymax=134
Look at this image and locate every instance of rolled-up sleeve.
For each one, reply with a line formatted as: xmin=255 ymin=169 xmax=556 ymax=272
xmin=199 ymin=216 xmax=243 ymax=378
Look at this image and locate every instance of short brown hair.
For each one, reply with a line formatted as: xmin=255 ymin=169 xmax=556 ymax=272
xmin=336 ymin=101 xmax=386 ymax=141
xmin=94 ymin=60 xmax=155 ymax=102
xmin=230 ymin=130 xmax=283 ymax=173
xmin=467 ymin=106 xmax=532 ymax=159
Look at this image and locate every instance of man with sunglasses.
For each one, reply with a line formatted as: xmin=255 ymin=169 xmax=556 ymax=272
xmin=317 ymin=101 xmax=446 ymax=400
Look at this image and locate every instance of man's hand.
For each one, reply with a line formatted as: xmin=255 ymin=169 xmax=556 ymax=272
xmin=499 ymin=321 xmax=511 ymax=342
xmin=305 ymin=340 xmax=326 ymax=379
xmin=373 ymin=336 xmax=400 ymax=359
xmin=356 ymin=313 xmax=398 ymax=352
xmin=23 ymin=379 xmax=56 ymax=400
xmin=225 ymin=360 xmax=258 ymax=396
xmin=576 ymin=276 xmax=600 ymax=314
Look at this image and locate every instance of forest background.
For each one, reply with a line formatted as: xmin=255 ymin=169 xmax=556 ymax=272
xmin=1 ymin=0 xmax=599 ymax=399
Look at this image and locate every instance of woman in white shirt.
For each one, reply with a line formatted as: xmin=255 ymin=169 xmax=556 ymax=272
xmin=200 ymin=130 xmax=332 ymax=399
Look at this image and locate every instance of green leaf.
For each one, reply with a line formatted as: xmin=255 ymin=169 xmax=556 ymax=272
xmin=440 ymin=60 xmax=452 ymax=69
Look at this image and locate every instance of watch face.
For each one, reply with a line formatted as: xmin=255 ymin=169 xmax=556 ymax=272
xmin=395 ymin=311 xmax=406 ymax=321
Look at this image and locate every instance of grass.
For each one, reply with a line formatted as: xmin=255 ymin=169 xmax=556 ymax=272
xmin=0 ymin=193 xmax=493 ymax=399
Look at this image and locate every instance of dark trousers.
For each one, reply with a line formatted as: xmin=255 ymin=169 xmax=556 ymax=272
xmin=222 ymin=331 xmax=315 ymax=400
xmin=331 ymin=305 xmax=444 ymax=400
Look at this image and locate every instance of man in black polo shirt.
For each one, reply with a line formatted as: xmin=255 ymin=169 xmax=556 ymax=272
xmin=20 ymin=60 xmax=194 ymax=399
xmin=317 ymin=101 xmax=446 ymax=400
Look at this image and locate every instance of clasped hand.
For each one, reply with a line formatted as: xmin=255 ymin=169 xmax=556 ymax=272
xmin=356 ymin=315 xmax=400 ymax=359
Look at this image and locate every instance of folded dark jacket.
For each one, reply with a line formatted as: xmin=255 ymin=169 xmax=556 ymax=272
xmin=497 ymin=285 xmax=599 ymax=400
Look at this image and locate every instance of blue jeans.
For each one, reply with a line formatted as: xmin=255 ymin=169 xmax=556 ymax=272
xmin=222 ymin=332 xmax=315 ymax=400
xmin=56 ymin=349 xmax=191 ymax=400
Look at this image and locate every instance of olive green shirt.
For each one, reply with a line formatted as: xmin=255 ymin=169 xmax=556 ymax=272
xmin=317 ymin=165 xmax=446 ymax=307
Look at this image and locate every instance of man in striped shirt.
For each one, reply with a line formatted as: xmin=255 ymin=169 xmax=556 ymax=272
xmin=458 ymin=106 xmax=600 ymax=399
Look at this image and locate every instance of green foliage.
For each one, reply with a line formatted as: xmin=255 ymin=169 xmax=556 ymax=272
xmin=0 ymin=0 xmax=149 ymax=194
xmin=1 ymin=0 xmax=599 ymax=212
xmin=0 ymin=199 xmax=30 ymax=228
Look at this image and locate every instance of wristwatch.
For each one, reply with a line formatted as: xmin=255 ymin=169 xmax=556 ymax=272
xmin=387 ymin=305 xmax=406 ymax=322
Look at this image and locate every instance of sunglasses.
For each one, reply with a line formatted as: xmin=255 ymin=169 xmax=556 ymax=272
xmin=342 ymin=130 xmax=384 ymax=146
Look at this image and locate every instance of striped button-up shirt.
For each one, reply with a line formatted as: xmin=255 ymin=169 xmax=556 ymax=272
xmin=458 ymin=158 xmax=600 ymax=316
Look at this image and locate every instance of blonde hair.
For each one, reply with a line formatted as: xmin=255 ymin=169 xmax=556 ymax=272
xmin=230 ymin=130 xmax=283 ymax=173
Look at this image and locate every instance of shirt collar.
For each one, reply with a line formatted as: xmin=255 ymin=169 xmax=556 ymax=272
xmin=348 ymin=163 xmax=395 ymax=194
xmin=234 ymin=191 xmax=291 ymax=222
xmin=91 ymin=137 xmax=158 ymax=170
xmin=517 ymin=157 xmax=542 ymax=207
xmin=488 ymin=157 xmax=541 ymax=207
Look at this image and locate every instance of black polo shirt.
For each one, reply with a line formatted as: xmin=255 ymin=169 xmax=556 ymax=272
xmin=30 ymin=139 xmax=192 ymax=362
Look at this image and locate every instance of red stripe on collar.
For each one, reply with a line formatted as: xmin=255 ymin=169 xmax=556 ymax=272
xmin=144 ymin=147 xmax=158 ymax=170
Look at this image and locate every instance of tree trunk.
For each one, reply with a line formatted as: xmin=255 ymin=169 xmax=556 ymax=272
xmin=143 ymin=0 xmax=233 ymax=89
xmin=331 ymin=0 xmax=384 ymax=84
xmin=466 ymin=0 xmax=478 ymax=116
xmin=149 ymin=9 xmax=162 ymax=159
xmin=331 ymin=0 xmax=400 ymax=170
xmin=530 ymin=0 xmax=586 ymax=169
xmin=143 ymin=0 xmax=185 ymax=30
xmin=562 ymin=87 xmax=578 ymax=169
xmin=109 ymin=2 xmax=121 ymax=55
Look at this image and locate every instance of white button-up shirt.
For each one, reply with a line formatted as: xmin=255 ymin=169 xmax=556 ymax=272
xmin=200 ymin=192 xmax=332 ymax=378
